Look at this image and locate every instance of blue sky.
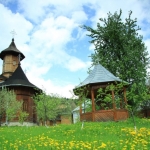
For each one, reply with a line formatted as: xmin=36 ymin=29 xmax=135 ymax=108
xmin=0 ymin=0 xmax=150 ymax=98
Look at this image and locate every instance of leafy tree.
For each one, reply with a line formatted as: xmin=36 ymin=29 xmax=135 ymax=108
xmin=0 ymin=88 xmax=23 ymax=126
xmin=96 ymin=83 xmax=127 ymax=110
xmin=18 ymin=111 xmax=29 ymax=125
xmin=33 ymin=91 xmax=77 ymax=126
xmin=73 ymin=85 xmax=90 ymax=113
xmin=5 ymin=90 xmax=23 ymax=125
xmin=0 ymin=89 xmax=5 ymax=126
xmin=82 ymin=9 xmax=150 ymax=109
xmin=58 ymin=98 xmax=76 ymax=114
xmin=33 ymin=92 xmax=61 ymax=126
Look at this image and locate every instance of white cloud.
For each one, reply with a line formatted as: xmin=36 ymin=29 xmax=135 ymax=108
xmin=0 ymin=0 xmax=150 ymax=98
xmin=0 ymin=3 xmax=33 ymax=73
xmin=72 ymin=10 xmax=88 ymax=23
xmin=64 ymin=56 xmax=90 ymax=72
xmin=17 ymin=0 xmax=89 ymax=23
xmin=89 ymin=0 xmax=150 ymax=38
xmin=18 ymin=0 xmax=49 ymax=23
xmin=26 ymin=73 xmax=75 ymax=98
xmin=21 ymin=14 xmax=90 ymax=73
xmin=0 ymin=4 xmax=33 ymax=44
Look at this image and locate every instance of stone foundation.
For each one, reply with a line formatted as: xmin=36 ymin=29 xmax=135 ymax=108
xmin=1 ymin=122 xmax=37 ymax=126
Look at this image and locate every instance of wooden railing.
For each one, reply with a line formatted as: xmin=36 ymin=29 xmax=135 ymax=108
xmin=80 ymin=112 xmax=92 ymax=121
xmin=95 ymin=110 xmax=114 ymax=121
xmin=80 ymin=109 xmax=128 ymax=122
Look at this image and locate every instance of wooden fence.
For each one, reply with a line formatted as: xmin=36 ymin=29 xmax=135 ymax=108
xmin=80 ymin=109 xmax=128 ymax=122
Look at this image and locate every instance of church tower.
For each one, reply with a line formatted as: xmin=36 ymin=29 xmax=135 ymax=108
xmin=0 ymin=38 xmax=40 ymax=125
xmin=0 ymin=38 xmax=25 ymax=79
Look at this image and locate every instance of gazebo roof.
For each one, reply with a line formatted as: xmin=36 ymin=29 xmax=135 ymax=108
xmin=75 ymin=64 xmax=122 ymax=88
xmin=0 ymin=38 xmax=25 ymax=61
xmin=0 ymin=64 xmax=39 ymax=89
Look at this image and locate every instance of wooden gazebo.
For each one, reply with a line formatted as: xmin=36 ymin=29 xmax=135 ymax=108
xmin=73 ymin=64 xmax=128 ymax=122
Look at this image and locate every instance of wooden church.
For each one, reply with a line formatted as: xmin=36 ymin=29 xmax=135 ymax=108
xmin=0 ymin=38 xmax=40 ymax=124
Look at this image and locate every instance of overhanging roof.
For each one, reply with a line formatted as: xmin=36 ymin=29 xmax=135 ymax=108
xmin=0 ymin=65 xmax=39 ymax=90
xmin=75 ymin=64 xmax=122 ymax=89
xmin=0 ymin=38 xmax=25 ymax=61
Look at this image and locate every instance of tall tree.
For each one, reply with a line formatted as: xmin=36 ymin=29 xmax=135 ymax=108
xmin=0 ymin=89 xmax=6 ymax=125
xmin=0 ymin=88 xmax=23 ymax=126
xmin=83 ymin=10 xmax=150 ymax=108
xmin=33 ymin=92 xmax=61 ymax=125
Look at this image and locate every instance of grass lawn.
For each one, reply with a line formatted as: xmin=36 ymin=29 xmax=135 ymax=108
xmin=0 ymin=117 xmax=150 ymax=150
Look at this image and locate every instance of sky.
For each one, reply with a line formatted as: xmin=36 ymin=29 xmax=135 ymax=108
xmin=0 ymin=0 xmax=150 ymax=98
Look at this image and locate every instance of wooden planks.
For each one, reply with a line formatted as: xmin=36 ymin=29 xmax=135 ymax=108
xmin=80 ymin=109 xmax=128 ymax=122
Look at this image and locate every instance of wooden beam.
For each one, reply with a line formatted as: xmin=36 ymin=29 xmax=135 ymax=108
xmin=123 ymin=87 xmax=129 ymax=118
xmin=123 ymin=87 xmax=127 ymax=104
xmin=112 ymin=90 xmax=117 ymax=121
xmin=91 ymin=89 xmax=95 ymax=121
xmin=91 ymin=84 xmax=108 ymax=90
xmin=79 ymin=96 xmax=82 ymax=121
xmin=112 ymin=90 xmax=116 ymax=109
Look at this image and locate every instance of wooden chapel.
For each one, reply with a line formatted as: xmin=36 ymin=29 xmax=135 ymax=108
xmin=73 ymin=64 xmax=128 ymax=122
xmin=0 ymin=38 xmax=40 ymax=124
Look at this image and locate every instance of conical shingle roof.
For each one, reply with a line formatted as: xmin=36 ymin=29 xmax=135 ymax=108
xmin=75 ymin=64 xmax=122 ymax=88
xmin=0 ymin=38 xmax=25 ymax=60
xmin=0 ymin=65 xmax=39 ymax=89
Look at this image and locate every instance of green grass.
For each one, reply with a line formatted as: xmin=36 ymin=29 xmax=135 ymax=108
xmin=0 ymin=117 xmax=150 ymax=150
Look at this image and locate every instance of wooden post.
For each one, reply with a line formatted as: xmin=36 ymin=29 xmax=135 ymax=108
xmin=112 ymin=90 xmax=117 ymax=121
xmin=79 ymin=96 xmax=82 ymax=121
xmin=123 ymin=87 xmax=127 ymax=104
xmin=112 ymin=90 xmax=116 ymax=109
xmin=91 ymin=89 xmax=95 ymax=121
xmin=123 ymin=87 xmax=129 ymax=118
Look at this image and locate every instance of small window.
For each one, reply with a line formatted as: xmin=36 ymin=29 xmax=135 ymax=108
xmin=23 ymin=100 xmax=28 ymax=111
xmin=13 ymin=61 xmax=16 ymax=65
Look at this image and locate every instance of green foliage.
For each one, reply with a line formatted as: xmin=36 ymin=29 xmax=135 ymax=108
xmin=73 ymin=85 xmax=89 ymax=104
xmin=83 ymin=10 xmax=149 ymax=82
xmin=33 ymin=92 xmax=76 ymax=125
xmin=18 ymin=111 xmax=29 ymax=125
xmin=82 ymin=9 xmax=150 ymax=109
xmin=0 ymin=118 xmax=150 ymax=149
xmin=126 ymin=83 xmax=150 ymax=112
xmin=73 ymin=85 xmax=93 ymax=113
xmin=0 ymin=89 xmax=6 ymax=123
xmin=33 ymin=92 xmax=61 ymax=124
xmin=5 ymin=91 xmax=22 ymax=123
xmin=59 ymin=98 xmax=76 ymax=114
xmin=0 ymin=88 xmax=22 ymax=125
xmin=80 ymin=98 xmax=92 ymax=113
xmin=96 ymin=83 xmax=127 ymax=110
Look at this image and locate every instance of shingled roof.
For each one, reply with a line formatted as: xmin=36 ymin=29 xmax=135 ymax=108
xmin=0 ymin=38 xmax=25 ymax=61
xmin=75 ymin=64 xmax=122 ymax=88
xmin=0 ymin=65 xmax=39 ymax=89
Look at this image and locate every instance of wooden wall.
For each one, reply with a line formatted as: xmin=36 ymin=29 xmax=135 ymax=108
xmin=61 ymin=114 xmax=72 ymax=124
xmin=2 ymin=54 xmax=19 ymax=78
xmin=1 ymin=86 xmax=37 ymax=123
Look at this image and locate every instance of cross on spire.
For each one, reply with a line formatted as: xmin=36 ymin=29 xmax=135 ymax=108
xmin=10 ymin=30 xmax=17 ymax=38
